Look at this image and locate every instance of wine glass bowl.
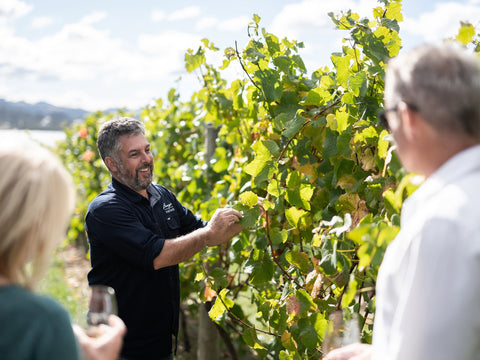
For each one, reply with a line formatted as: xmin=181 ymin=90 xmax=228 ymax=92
xmin=86 ymin=285 xmax=117 ymax=327
xmin=322 ymin=310 xmax=360 ymax=354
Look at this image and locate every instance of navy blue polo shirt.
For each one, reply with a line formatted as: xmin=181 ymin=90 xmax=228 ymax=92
xmin=85 ymin=177 xmax=206 ymax=359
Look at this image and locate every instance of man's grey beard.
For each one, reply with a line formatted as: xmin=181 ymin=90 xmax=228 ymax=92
xmin=116 ymin=161 xmax=153 ymax=191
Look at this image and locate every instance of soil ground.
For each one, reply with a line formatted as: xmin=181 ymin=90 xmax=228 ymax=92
xmin=59 ymin=245 xmax=91 ymax=300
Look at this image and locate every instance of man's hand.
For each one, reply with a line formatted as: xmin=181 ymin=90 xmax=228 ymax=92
xmin=204 ymin=208 xmax=244 ymax=247
xmin=72 ymin=314 xmax=127 ymax=360
xmin=324 ymin=343 xmax=372 ymax=360
xmin=153 ymin=207 xmax=244 ymax=269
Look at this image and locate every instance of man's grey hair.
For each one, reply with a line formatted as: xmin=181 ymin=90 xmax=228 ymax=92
xmin=97 ymin=117 xmax=146 ymax=161
xmin=385 ymin=43 xmax=480 ymax=137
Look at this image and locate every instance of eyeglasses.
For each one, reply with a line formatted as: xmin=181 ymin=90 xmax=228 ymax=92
xmin=377 ymin=103 xmax=419 ymax=131
xmin=378 ymin=107 xmax=397 ymax=131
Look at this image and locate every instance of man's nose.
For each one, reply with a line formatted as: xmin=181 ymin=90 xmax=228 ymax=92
xmin=140 ymin=151 xmax=152 ymax=162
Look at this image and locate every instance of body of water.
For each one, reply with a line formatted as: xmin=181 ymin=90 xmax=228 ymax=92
xmin=0 ymin=129 xmax=66 ymax=148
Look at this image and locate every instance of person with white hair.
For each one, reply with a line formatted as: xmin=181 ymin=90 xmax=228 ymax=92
xmin=326 ymin=43 xmax=480 ymax=359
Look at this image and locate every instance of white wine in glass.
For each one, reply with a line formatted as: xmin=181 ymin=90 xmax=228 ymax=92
xmin=322 ymin=310 xmax=360 ymax=354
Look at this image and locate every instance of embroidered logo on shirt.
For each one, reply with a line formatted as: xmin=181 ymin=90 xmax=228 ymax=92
xmin=163 ymin=202 xmax=175 ymax=214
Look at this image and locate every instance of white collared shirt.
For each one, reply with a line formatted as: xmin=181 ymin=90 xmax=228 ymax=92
xmin=372 ymin=144 xmax=480 ymax=360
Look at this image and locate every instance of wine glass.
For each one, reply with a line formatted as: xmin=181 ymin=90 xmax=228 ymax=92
xmin=322 ymin=310 xmax=360 ymax=355
xmin=86 ymin=285 xmax=117 ymax=328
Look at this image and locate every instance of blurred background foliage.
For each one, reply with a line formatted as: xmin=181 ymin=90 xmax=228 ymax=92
xmin=53 ymin=0 xmax=480 ymax=358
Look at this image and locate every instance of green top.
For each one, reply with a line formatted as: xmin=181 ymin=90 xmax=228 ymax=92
xmin=0 ymin=285 xmax=82 ymax=360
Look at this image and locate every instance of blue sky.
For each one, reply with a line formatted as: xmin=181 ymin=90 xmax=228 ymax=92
xmin=1 ymin=0 xmax=479 ymax=111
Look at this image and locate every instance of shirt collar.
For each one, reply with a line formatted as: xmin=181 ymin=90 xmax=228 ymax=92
xmin=110 ymin=177 xmax=156 ymax=204
xmin=405 ymin=144 xmax=480 ymax=207
xmin=147 ymin=184 xmax=162 ymax=207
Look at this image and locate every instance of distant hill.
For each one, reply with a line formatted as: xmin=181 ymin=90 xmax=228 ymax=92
xmin=0 ymin=99 xmax=89 ymax=130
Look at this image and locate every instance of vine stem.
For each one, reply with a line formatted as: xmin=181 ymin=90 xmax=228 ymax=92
xmin=335 ymin=261 xmax=357 ymax=311
xmin=261 ymin=99 xmax=342 ymax=287
xmin=215 ymin=291 xmax=280 ymax=338
xmin=274 ymin=98 xmax=341 ymax=166
xmin=234 ymin=41 xmax=263 ymax=96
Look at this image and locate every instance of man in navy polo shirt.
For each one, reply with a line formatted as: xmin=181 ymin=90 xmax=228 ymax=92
xmin=86 ymin=117 xmax=243 ymax=360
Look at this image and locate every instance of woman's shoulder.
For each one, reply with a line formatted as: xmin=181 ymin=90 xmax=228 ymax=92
xmin=0 ymin=285 xmax=70 ymax=321
xmin=0 ymin=285 xmax=80 ymax=360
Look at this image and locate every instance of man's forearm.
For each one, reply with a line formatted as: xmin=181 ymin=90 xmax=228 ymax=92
xmin=152 ymin=208 xmax=243 ymax=270
xmin=153 ymin=227 xmax=209 ymax=269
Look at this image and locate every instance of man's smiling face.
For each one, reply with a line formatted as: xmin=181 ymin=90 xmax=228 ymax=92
xmin=112 ymin=133 xmax=154 ymax=196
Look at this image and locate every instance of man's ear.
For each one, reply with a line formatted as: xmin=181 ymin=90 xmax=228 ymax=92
xmin=104 ymin=156 xmax=118 ymax=173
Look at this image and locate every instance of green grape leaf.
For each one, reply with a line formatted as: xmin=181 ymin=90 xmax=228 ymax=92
xmin=251 ymin=257 xmax=275 ymax=285
xmin=285 ymin=206 xmax=307 ymax=228
xmin=184 ymin=48 xmax=205 ymax=73
xmin=296 ymin=289 xmax=316 ymax=316
xmin=209 ymin=289 xmax=233 ymax=320
xmin=281 ymin=331 xmax=296 ymax=352
xmin=385 ymin=1 xmax=403 ymax=21
xmin=283 ymin=113 xmax=306 ymax=138
xmin=341 ymin=277 xmax=358 ymax=307
xmin=265 ymin=33 xmax=280 ymax=55
xmin=244 ymin=249 xmax=275 ymax=285
xmin=299 ymin=324 xmax=319 ymax=349
xmin=244 ymin=158 xmax=269 ymax=177
xmin=348 ymin=71 xmax=367 ymax=97
xmin=456 ymin=22 xmax=476 ymax=45
xmin=285 ymin=251 xmax=310 ymax=274
xmin=233 ymin=203 xmax=260 ymax=228
xmin=267 ymin=178 xmax=281 ymax=197
xmin=303 ymin=87 xmax=329 ymax=106
xmin=242 ymin=328 xmax=264 ymax=349
xmin=239 ymin=191 xmax=259 ymax=208
xmin=270 ymin=227 xmax=288 ymax=245
xmin=335 ymin=109 xmax=350 ymax=134
xmin=194 ymin=272 xmax=205 ymax=282
xmin=312 ymin=313 xmax=329 ymax=342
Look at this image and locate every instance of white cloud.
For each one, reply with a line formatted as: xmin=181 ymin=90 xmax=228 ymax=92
xmin=266 ymin=0 xmax=378 ymax=70
xmin=168 ymin=6 xmax=201 ymax=21
xmin=0 ymin=2 xmax=212 ymax=111
xmin=0 ymin=10 xmax=201 ymax=101
xmin=402 ymin=2 xmax=480 ymax=44
xmin=80 ymin=11 xmax=107 ymax=25
xmin=43 ymin=89 xmax=96 ymax=110
xmin=270 ymin=0 xmax=378 ymax=39
xmin=31 ymin=16 xmax=53 ymax=29
xmin=2 ymin=0 xmax=428 ymax=112
xmin=138 ymin=30 xmax=201 ymax=55
xmin=152 ymin=10 xmax=166 ymax=22
xmin=196 ymin=17 xmax=219 ymax=30
xmin=218 ymin=16 xmax=250 ymax=32
xmin=0 ymin=0 xmax=32 ymax=19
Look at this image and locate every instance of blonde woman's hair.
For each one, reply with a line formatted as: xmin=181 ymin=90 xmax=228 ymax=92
xmin=0 ymin=144 xmax=75 ymax=289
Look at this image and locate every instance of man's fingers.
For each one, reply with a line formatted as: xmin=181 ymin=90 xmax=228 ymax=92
xmin=231 ymin=209 xmax=243 ymax=218
xmin=229 ymin=214 xmax=242 ymax=223
xmin=218 ymin=208 xmax=243 ymax=217
xmin=212 ymin=208 xmax=243 ymax=223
